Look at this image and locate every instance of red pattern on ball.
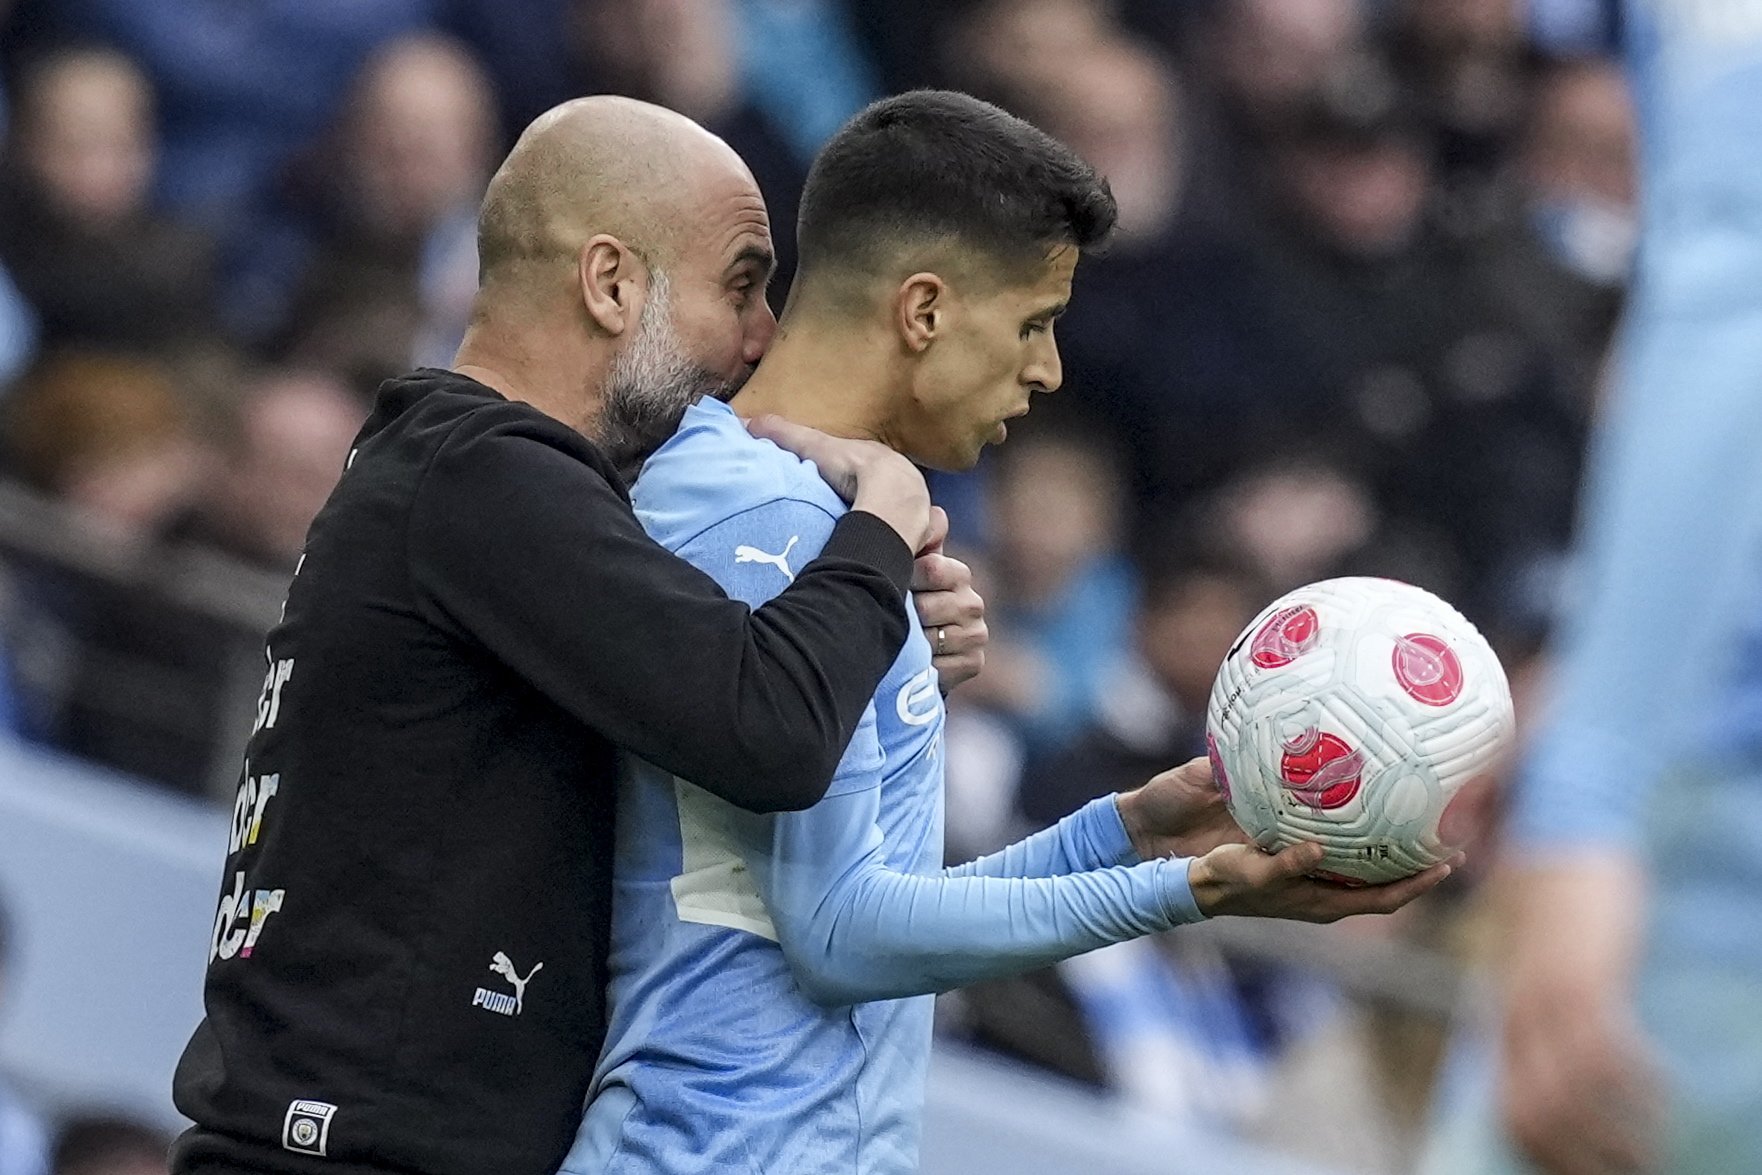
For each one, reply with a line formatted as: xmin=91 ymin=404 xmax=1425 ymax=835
xmin=1392 ymin=633 xmax=1464 ymax=706
xmin=1250 ymin=605 xmax=1320 ymax=669
xmin=1206 ymin=731 xmax=1232 ymax=803
xmin=1278 ymin=731 xmax=1364 ymax=810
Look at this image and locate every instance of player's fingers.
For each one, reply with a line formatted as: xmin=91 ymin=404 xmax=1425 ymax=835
xmin=935 ymin=646 xmax=985 ymax=676
xmin=911 ymin=552 xmax=967 ymax=595
xmin=919 ymin=506 xmax=949 ymax=556
xmin=1270 ymin=841 xmax=1326 ymax=880
xmin=934 ymin=617 xmax=987 ymax=655
xmin=1170 ymin=756 xmax=1215 ymax=787
xmin=1314 ymin=861 xmax=1452 ymax=920
xmin=1365 ymin=861 xmax=1453 ymax=913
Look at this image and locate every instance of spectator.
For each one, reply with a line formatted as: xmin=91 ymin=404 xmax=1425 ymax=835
xmin=234 ymin=34 xmax=496 ymax=376
xmin=1238 ymin=67 xmax=1586 ymax=611
xmin=571 ymin=0 xmax=810 ymax=305
xmin=732 ymin=0 xmax=877 ymax=161
xmin=0 ymin=49 xmax=215 ymax=354
xmin=1205 ymin=456 xmax=1381 ymax=593
xmin=171 ymin=370 xmax=365 ymax=573
xmin=957 ymin=420 xmax=1137 ymax=762
xmin=6 ymin=0 xmax=435 ymax=223
xmin=0 ymin=893 xmax=49 ymax=1175
xmin=1519 ymin=58 xmax=1636 ymax=290
xmin=1004 ymin=37 xmax=1189 ymax=244
xmin=942 ymin=0 xmax=1117 ymax=107
xmin=1197 ymin=0 xmax=1367 ymax=139
xmin=948 ymin=15 xmax=1320 ymax=515
xmin=1 ymin=353 xmax=209 ymax=545
xmin=1019 ymin=542 xmax=1266 ymax=826
xmin=49 ymin=1116 xmax=168 ymax=1175
xmin=1390 ymin=0 xmax=1533 ymax=198
xmin=0 ymin=268 xmax=35 ymax=394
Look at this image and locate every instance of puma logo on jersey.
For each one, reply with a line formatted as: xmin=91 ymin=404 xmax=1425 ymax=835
xmin=734 ymin=536 xmax=799 ymax=582
xmin=473 ymin=951 xmax=543 ymax=1016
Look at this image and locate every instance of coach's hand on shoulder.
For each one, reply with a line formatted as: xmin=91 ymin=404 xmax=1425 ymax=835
xmin=911 ymin=508 xmax=987 ymax=691
xmin=748 ymin=415 xmax=933 ymax=551
xmin=1187 ymin=841 xmax=1461 ymax=923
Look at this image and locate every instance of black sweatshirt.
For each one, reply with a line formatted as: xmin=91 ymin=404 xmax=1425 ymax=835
xmin=170 ymin=370 xmax=913 ymax=1175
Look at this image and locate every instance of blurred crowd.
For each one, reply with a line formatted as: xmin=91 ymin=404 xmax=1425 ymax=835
xmin=0 ymin=0 xmax=1634 ymax=1171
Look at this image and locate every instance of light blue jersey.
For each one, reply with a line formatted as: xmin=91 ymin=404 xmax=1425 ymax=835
xmin=563 ymin=398 xmax=1203 ymax=1175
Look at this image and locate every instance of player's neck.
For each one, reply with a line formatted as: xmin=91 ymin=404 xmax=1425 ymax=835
xmin=729 ymin=321 xmax=901 ymax=447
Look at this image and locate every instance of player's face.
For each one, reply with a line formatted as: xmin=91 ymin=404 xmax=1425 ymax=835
xmin=904 ymin=246 xmax=1077 ymax=471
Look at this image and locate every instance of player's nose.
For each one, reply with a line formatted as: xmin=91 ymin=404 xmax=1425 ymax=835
xmin=1024 ymin=343 xmax=1062 ymax=395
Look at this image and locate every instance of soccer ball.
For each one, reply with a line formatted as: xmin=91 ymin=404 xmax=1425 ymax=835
xmin=1205 ymin=577 xmax=1514 ymax=884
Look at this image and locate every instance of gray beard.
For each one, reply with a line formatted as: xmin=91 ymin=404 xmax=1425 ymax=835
xmin=598 ymin=271 xmax=749 ymax=477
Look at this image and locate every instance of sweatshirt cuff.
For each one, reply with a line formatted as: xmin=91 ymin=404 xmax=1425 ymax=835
xmin=820 ymin=510 xmax=915 ymax=599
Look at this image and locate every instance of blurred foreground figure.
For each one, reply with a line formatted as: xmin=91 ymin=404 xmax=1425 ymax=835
xmin=50 ymin=1117 xmax=169 ymax=1175
xmin=1425 ymin=4 xmax=1762 ymax=1174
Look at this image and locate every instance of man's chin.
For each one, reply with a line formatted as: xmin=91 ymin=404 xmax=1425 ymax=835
xmin=709 ymin=366 xmax=753 ymax=403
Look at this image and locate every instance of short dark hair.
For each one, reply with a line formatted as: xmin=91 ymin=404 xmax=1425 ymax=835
xmin=796 ymin=90 xmax=1117 ymax=284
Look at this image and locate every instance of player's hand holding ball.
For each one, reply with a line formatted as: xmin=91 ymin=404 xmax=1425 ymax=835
xmin=1118 ymin=757 xmax=1461 ymax=922
xmin=1117 ymin=758 xmax=1250 ymax=861
xmin=1206 ymin=576 xmax=1514 ymax=885
xmin=1188 ymin=840 xmax=1461 ymax=922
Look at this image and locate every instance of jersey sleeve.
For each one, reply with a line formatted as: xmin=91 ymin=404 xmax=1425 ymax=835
xmin=745 ymin=785 xmax=1202 ymax=1007
xmin=672 ymin=498 xmax=888 ymax=801
xmin=407 ymin=418 xmax=910 ymax=814
xmin=672 ymin=496 xmax=840 ymax=608
xmin=944 ymin=795 xmax=1139 ymax=878
xmin=1509 ymin=321 xmax=1762 ymax=852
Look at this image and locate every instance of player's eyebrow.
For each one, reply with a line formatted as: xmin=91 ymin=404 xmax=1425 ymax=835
xmin=1029 ymin=300 xmax=1069 ymax=321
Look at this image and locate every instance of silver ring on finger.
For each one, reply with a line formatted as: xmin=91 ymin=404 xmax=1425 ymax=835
xmin=936 ymin=627 xmax=947 ymax=655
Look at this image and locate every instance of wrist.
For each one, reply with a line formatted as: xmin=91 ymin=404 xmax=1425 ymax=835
xmin=1114 ymin=790 xmax=1154 ymax=862
xmin=1186 ymin=853 xmax=1222 ymax=916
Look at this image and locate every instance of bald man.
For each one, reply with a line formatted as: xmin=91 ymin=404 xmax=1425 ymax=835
xmin=169 ymin=98 xmax=955 ymax=1175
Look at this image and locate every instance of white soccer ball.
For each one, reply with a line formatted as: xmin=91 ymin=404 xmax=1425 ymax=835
xmin=1205 ymin=577 xmax=1515 ymax=884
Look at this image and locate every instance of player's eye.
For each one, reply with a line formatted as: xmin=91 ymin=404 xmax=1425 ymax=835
xmin=1020 ymin=320 xmax=1049 ymax=340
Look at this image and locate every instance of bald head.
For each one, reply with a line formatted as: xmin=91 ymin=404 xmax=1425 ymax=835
xmin=476 ymin=96 xmax=752 ymax=285
xmin=455 ymin=96 xmax=777 ymax=450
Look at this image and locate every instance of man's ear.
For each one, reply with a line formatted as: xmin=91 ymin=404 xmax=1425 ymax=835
xmin=578 ymin=235 xmax=644 ymax=337
xmin=896 ymin=272 xmax=947 ymax=354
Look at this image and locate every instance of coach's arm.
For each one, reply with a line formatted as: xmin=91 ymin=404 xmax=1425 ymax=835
xmin=409 ymin=417 xmax=922 ymax=812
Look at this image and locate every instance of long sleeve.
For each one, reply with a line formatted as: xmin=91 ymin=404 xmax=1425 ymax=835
xmin=655 ymin=494 xmax=1201 ymax=1005
xmin=407 ymin=412 xmax=912 ymax=814
xmin=1510 ymin=301 xmax=1762 ymax=851
xmin=749 ymin=780 xmax=1202 ymax=1006
xmin=945 ymin=795 xmax=1139 ymax=879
